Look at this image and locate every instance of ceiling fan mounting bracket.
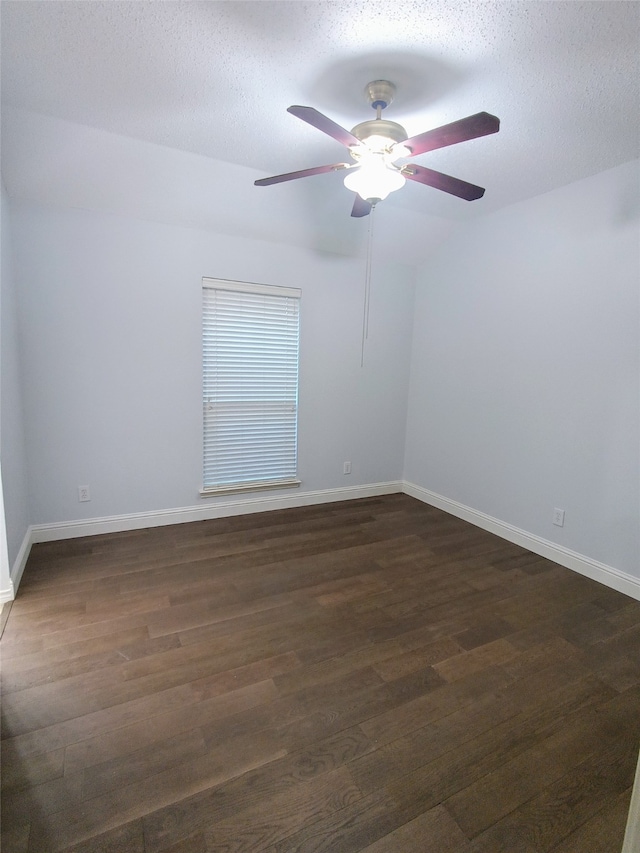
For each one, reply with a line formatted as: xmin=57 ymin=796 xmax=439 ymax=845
xmin=364 ymin=80 xmax=396 ymax=111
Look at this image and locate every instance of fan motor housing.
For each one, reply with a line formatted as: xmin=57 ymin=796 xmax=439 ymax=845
xmin=350 ymin=119 xmax=408 ymax=146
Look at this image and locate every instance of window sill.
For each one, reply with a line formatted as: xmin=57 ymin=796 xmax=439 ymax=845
xmin=200 ymin=479 xmax=301 ymax=498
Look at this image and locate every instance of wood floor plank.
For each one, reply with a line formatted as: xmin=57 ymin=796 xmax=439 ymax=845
xmin=57 ymin=819 xmax=146 ymax=853
xmin=265 ymin=789 xmax=412 ymax=853
xmin=358 ymin=805 xmax=473 ymax=853
xmin=25 ymin=727 xmax=287 ymax=851
xmin=0 ymin=822 xmax=31 ymax=853
xmin=3 ymin=677 xmax=278 ymax=761
xmin=2 ymin=494 xmax=639 ymax=853
xmin=468 ymin=730 xmax=638 ymax=852
xmin=443 ymin=686 xmax=640 ymax=839
xmin=549 ymin=788 xmax=634 ymax=853
xmin=201 ymin=766 xmax=362 ymax=853
xmin=351 ymin=670 xmax=615 ymax=798
xmin=142 ymin=730 xmax=368 ymax=850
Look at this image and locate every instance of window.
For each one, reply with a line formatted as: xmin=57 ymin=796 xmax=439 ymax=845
xmin=201 ymin=278 xmax=301 ymax=495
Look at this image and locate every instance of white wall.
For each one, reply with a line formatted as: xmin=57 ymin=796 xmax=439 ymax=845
xmin=404 ymin=159 xmax=640 ymax=578
xmin=1 ymin=108 xmax=455 ymax=270
xmin=9 ymin=201 xmax=415 ymax=525
xmin=1 ymin=181 xmax=29 ymax=589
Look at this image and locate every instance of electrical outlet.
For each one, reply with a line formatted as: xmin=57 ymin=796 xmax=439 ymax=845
xmin=553 ymin=507 xmax=565 ymax=527
xmin=343 ymin=461 xmax=351 ymax=475
xmin=78 ymin=485 xmax=91 ymax=502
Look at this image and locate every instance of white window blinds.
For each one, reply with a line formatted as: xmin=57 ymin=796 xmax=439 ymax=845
xmin=202 ymin=278 xmax=301 ymax=495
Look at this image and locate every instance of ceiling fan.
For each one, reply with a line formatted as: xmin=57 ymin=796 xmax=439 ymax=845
xmin=255 ymin=80 xmax=500 ymax=217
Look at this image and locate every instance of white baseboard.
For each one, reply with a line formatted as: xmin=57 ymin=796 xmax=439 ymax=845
xmin=4 ymin=526 xmax=32 ymax=603
xmin=14 ymin=480 xmax=640 ymax=605
xmin=30 ymin=481 xmax=403 ymax=544
xmin=0 ymin=581 xmax=15 ymax=604
xmin=403 ymin=482 xmax=640 ymax=602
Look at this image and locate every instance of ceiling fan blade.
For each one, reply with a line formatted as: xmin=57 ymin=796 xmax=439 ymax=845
xmin=400 ymin=112 xmax=500 ymax=157
xmin=351 ymin=195 xmax=372 ymax=218
xmin=288 ymin=106 xmax=360 ymax=148
xmin=404 ymin=164 xmax=486 ymax=200
xmin=255 ymin=163 xmax=349 ymax=186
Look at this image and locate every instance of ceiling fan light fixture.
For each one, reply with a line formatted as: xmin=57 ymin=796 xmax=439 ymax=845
xmin=343 ymin=162 xmax=406 ymax=202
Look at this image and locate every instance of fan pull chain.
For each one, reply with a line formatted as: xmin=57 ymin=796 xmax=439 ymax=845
xmin=360 ymin=203 xmax=376 ymax=367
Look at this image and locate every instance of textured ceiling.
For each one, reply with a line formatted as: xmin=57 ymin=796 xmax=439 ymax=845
xmin=1 ymin=1 xmax=639 ymax=261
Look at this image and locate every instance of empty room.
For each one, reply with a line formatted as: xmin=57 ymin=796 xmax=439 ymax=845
xmin=1 ymin=2 xmax=639 ymax=852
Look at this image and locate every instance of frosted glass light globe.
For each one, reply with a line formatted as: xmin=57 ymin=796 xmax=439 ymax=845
xmin=344 ymin=164 xmax=406 ymax=202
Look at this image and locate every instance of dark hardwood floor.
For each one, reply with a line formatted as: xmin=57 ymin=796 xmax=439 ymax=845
xmin=2 ymin=494 xmax=640 ymax=852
